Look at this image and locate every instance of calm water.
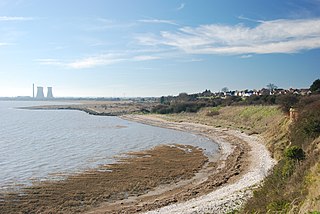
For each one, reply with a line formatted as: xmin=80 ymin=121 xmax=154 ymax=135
xmin=0 ymin=101 xmax=218 ymax=192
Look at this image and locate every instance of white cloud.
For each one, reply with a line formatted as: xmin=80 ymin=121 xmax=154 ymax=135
xmin=177 ymin=3 xmax=185 ymax=11
xmin=138 ymin=19 xmax=178 ymax=26
xmin=240 ymin=54 xmax=253 ymax=59
xmin=36 ymin=52 xmax=162 ymax=69
xmin=133 ymin=55 xmax=160 ymax=61
xmin=0 ymin=16 xmax=34 ymax=21
xmin=137 ymin=18 xmax=320 ymax=55
xmin=0 ymin=42 xmax=11 ymax=46
xmin=35 ymin=54 xmax=125 ymax=69
xmin=67 ymin=54 xmax=125 ymax=69
xmin=34 ymin=58 xmax=64 ymax=66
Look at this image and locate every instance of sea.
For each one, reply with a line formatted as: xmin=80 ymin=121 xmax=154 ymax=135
xmin=0 ymin=101 xmax=218 ymax=192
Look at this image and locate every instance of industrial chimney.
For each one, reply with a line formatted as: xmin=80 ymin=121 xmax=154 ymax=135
xmin=47 ymin=87 xmax=53 ymax=99
xmin=36 ymin=86 xmax=45 ymax=99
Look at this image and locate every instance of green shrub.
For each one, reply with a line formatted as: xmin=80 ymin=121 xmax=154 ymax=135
xmin=310 ymin=79 xmax=320 ymax=93
xmin=284 ymin=146 xmax=305 ymax=161
xmin=151 ymin=102 xmax=206 ymax=114
xmin=290 ymin=100 xmax=320 ymax=147
xmin=281 ymin=159 xmax=296 ymax=177
xmin=267 ymin=200 xmax=290 ymax=212
xmin=276 ymin=94 xmax=300 ymax=113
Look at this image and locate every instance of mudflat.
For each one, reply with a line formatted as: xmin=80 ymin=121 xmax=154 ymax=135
xmin=0 ymin=144 xmax=207 ymax=213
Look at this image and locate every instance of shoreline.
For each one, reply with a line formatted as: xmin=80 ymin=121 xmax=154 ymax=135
xmin=0 ymin=144 xmax=208 ymax=214
xmin=83 ymin=114 xmax=275 ymax=213
xmin=11 ymin=104 xmax=276 ymax=213
xmin=118 ymin=114 xmax=276 ymax=213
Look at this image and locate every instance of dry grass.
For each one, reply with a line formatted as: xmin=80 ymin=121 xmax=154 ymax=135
xmin=154 ymin=105 xmax=289 ymax=160
xmin=157 ymin=105 xmax=284 ymax=134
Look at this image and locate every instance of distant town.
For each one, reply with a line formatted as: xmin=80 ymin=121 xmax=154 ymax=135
xmin=0 ymin=83 xmax=313 ymax=101
xmin=197 ymin=86 xmax=311 ymax=98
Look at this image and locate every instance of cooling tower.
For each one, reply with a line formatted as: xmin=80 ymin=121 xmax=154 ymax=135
xmin=36 ymin=87 xmax=45 ymax=99
xmin=47 ymin=87 xmax=53 ymax=99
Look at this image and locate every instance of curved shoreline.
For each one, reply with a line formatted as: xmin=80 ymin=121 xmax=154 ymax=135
xmin=20 ymin=105 xmax=276 ymax=213
xmin=119 ymin=114 xmax=276 ymax=213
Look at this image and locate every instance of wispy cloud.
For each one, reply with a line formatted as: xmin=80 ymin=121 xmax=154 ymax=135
xmin=67 ymin=54 xmax=125 ymax=69
xmin=133 ymin=55 xmax=160 ymax=61
xmin=136 ymin=18 xmax=320 ymax=55
xmin=240 ymin=54 xmax=253 ymax=59
xmin=0 ymin=16 xmax=34 ymax=21
xmin=35 ymin=54 xmax=124 ymax=69
xmin=177 ymin=3 xmax=185 ymax=11
xmin=138 ymin=19 xmax=178 ymax=26
xmin=36 ymin=53 xmax=161 ymax=69
xmin=237 ymin=15 xmax=264 ymax=23
xmin=0 ymin=42 xmax=12 ymax=46
xmin=34 ymin=58 xmax=64 ymax=66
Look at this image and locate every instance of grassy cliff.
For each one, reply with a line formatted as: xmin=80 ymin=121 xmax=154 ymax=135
xmin=156 ymin=105 xmax=290 ymax=159
xmin=154 ymin=101 xmax=320 ymax=213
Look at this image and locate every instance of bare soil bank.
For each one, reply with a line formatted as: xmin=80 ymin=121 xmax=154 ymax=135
xmin=0 ymin=145 xmax=207 ymax=214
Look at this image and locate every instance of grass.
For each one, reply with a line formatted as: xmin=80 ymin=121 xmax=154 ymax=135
xmin=154 ymin=105 xmax=290 ymax=160
xmin=157 ymin=105 xmax=286 ymax=136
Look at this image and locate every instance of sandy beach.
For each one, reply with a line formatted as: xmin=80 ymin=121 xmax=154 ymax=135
xmin=85 ymin=114 xmax=275 ymax=213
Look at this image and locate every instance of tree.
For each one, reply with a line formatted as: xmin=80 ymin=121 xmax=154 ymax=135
xmin=177 ymin=92 xmax=190 ymax=102
xmin=221 ymin=87 xmax=229 ymax=93
xmin=310 ymin=79 xmax=320 ymax=93
xmin=267 ymin=83 xmax=277 ymax=92
xmin=160 ymin=96 xmax=165 ymax=104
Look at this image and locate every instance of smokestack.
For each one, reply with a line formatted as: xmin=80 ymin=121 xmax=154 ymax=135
xmin=32 ymin=83 xmax=34 ymax=98
xmin=36 ymin=86 xmax=44 ymax=99
xmin=47 ymin=87 xmax=53 ymax=99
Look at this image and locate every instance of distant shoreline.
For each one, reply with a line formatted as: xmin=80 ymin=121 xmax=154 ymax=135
xmin=22 ymin=100 xmax=156 ymax=116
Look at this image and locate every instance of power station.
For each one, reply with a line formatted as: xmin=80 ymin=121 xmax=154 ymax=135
xmin=33 ymin=84 xmax=54 ymax=99
xmin=36 ymin=86 xmax=45 ymax=99
xmin=47 ymin=87 xmax=53 ymax=99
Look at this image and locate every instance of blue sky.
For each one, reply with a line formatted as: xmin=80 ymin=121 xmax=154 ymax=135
xmin=0 ymin=0 xmax=319 ymax=97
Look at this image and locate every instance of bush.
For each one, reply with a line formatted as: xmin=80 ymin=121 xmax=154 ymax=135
xmin=284 ymin=146 xmax=305 ymax=161
xmin=151 ymin=102 xmax=206 ymax=114
xmin=310 ymin=79 xmax=320 ymax=93
xmin=151 ymin=104 xmax=173 ymax=114
xmin=290 ymin=100 xmax=320 ymax=147
xmin=276 ymin=94 xmax=300 ymax=113
xmin=281 ymin=159 xmax=296 ymax=177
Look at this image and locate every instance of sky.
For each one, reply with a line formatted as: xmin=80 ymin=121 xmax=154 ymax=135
xmin=0 ymin=0 xmax=320 ymax=97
